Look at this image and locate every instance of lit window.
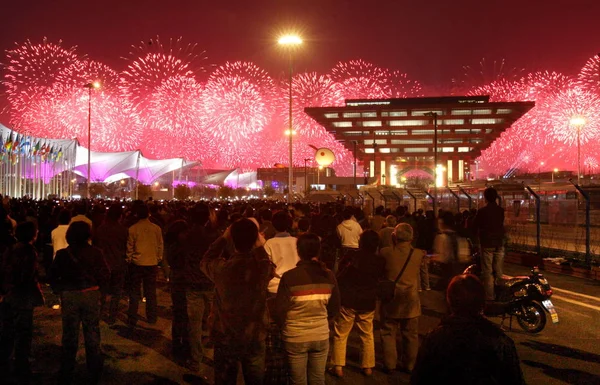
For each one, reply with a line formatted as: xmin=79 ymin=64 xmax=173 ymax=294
xmin=440 ymin=139 xmax=463 ymax=144
xmin=363 ymin=121 xmax=382 ymax=127
xmin=389 ymin=120 xmax=427 ymax=126
xmin=362 ymin=112 xmax=377 ymax=117
xmin=381 ymin=112 xmax=389 ymax=117
xmin=458 ymin=147 xmax=471 ymax=152
xmin=469 ymin=138 xmax=483 ymax=143
xmin=451 ymin=109 xmax=471 ymax=115
xmin=412 ymin=129 xmax=435 ymax=135
xmin=342 ymin=112 xmax=361 ymax=118
xmin=442 ymin=147 xmax=454 ymax=152
xmin=455 ymin=129 xmax=481 ymax=134
xmin=342 ymin=131 xmax=363 ymax=136
xmin=472 ymin=109 xmax=492 ymax=115
xmin=404 ymin=148 xmax=429 ymax=153
xmin=365 ymin=148 xmax=375 ymax=153
xmin=379 ymin=148 xmax=391 ymax=153
xmin=472 ymin=118 xmax=503 ymax=124
xmin=375 ymin=130 xmax=390 ymax=136
xmin=364 ymin=139 xmax=388 ymax=145
xmin=443 ymin=119 xmax=464 ymax=125
xmin=324 ymin=113 xmax=339 ymax=119
xmin=332 ymin=121 xmax=352 ymax=127
xmin=486 ymin=129 xmax=493 ymax=134
xmin=392 ymin=139 xmax=433 ymax=144
xmin=497 ymin=108 xmax=512 ymax=114
xmin=389 ymin=111 xmax=408 ymax=117
xmin=391 ymin=148 xmax=400 ymax=153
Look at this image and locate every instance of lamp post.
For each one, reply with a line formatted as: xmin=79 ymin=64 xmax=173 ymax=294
xmin=570 ymin=116 xmax=586 ymax=185
xmin=84 ymin=81 xmax=100 ymax=199
xmin=425 ymin=112 xmax=438 ymax=216
xmin=278 ymin=34 xmax=302 ymax=203
xmin=303 ymin=158 xmax=311 ymax=196
xmin=552 ymin=168 xmax=558 ymax=183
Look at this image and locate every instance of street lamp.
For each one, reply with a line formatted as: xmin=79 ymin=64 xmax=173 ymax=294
xmin=278 ymin=34 xmax=303 ymax=203
xmin=303 ymin=158 xmax=311 ymax=196
xmin=570 ymin=116 xmax=586 ymax=185
xmin=552 ymin=168 xmax=558 ymax=183
xmin=84 ymin=81 xmax=100 ymax=199
xmin=425 ymin=112 xmax=439 ymax=216
xmin=539 ymin=161 xmax=544 ymax=191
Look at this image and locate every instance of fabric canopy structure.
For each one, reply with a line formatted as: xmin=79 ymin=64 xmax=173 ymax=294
xmin=0 ymin=123 xmax=196 ymax=198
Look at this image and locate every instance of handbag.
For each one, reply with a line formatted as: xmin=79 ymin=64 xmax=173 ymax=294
xmin=378 ymin=248 xmax=414 ymax=303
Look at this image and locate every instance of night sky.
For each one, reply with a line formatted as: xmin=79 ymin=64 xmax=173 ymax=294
xmin=1 ymin=0 xmax=599 ymax=87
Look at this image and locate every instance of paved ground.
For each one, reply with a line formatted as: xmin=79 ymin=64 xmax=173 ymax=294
xmin=9 ymin=262 xmax=600 ymax=385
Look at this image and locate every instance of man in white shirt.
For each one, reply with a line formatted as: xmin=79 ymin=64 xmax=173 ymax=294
xmin=51 ymin=210 xmax=71 ymax=259
xmin=337 ymin=207 xmax=363 ymax=250
xmin=264 ymin=211 xmax=299 ymax=295
xmin=69 ymin=203 xmax=93 ymax=230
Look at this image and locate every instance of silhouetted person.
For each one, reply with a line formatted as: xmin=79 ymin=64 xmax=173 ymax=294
xmin=411 ymin=274 xmax=526 ymax=385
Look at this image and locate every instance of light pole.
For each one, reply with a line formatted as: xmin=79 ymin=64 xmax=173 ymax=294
xmin=84 ymin=81 xmax=100 ymax=199
xmin=425 ymin=112 xmax=438 ymax=215
xmin=552 ymin=168 xmax=558 ymax=183
xmin=303 ymin=158 xmax=311 ymax=196
xmin=570 ymin=116 xmax=586 ymax=185
xmin=278 ymin=34 xmax=302 ymax=203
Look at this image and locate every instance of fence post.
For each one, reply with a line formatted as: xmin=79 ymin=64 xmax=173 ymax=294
xmin=365 ymin=190 xmax=376 ymax=214
xmin=405 ymin=189 xmax=418 ymax=214
xmin=458 ymin=185 xmax=473 ymax=210
xmin=446 ymin=186 xmax=460 ymax=213
xmin=423 ymin=189 xmax=435 ymax=214
xmin=570 ymin=179 xmax=591 ymax=267
xmin=524 ymin=183 xmax=541 ymax=256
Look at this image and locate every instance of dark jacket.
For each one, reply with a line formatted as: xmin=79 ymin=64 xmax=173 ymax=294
xmin=95 ymin=219 xmax=128 ymax=271
xmin=474 ymin=202 xmax=505 ymax=248
xmin=200 ymin=237 xmax=275 ymax=344
xmin=273 ymin=259 xmax=340 ymax=343
xmin=411 ymin=315 xmax=526 ymax=385
xmin=50 ymin=245 xmax=110 ymax=293
xmin=337 ymin=250 xmax=385 ymax=312
xmin=168 ymin=224 xmax=217 ymax=291
xmin=0 ymin=242 xmax=40 ymax=308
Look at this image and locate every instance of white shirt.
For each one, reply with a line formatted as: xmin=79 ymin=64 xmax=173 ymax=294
xmin=51 ymin=225 xmax=69 ymax=259
xmin=337 ymin=219 xmax=363 ymax=249
xmin=264 ymin=233 xmax=300 ymax=294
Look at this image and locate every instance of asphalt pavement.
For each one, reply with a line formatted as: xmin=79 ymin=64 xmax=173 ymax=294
xmin=8 ymin=262 xmax=600 ymax=385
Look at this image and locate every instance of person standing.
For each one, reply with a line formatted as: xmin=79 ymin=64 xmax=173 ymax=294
xmin=337 ymin=207 xmax=363 ymax=252
xmin=411 ymin=274 xmax=526 ymax=384
xmin=379 ymin=223 xmax=424 ymax=374
xmin=69 ymin=203 xmax=92 ymax=229
xmin=95 ymin=204 xmax=128 ymax=324
xmin=474 ymin=187 xmax=505 ymax=300
xmin=126 ymin=204 xmax=164 ymax=328
xmin=50 ymin=222 xmax=110 ymax=385
xmin=378 ymin=215 xmax=397 ymax=249
xmin=264 ymin=211 xmax=299 ymax=296
xmin=201 ymin=219 xmax=274 ymax=385
xmin=329 ymin=230 xmax=385 ymax=377
xmin=51 ymin=209 xmax=71 ymax=259
xmin=0 ymin=221 xmax=42 ymax=384
xmin=273 ymin=233 xmax=340 ymax=385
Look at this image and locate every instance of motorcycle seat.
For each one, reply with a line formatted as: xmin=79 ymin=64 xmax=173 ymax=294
xmin=496 ymin=277 xmax=527 ymax=289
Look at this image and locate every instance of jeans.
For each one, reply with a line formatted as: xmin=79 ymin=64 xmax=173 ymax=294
xmin=285 ymin=339 xmax=329 ymax=385
xmin=380 ymin=316 xmax=419 ymax=372
xmin=187 ymin=290 xmax=212 ymax=368
xmin=481 ymin=246 xmax=504 ymax=300
xmin=59 ymin=290 xmax=103 ymax=385
xmin=214 ymin=339 xmax=266 ymax=385
xmin=0 ymin=302 xmax=33 ymax=382
xmin=127 ymin=264 xmax=158 ymax=326
xmin=330 ymin=307 xmax=375 ymax=368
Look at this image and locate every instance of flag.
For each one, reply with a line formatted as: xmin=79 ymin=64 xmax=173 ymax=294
xmin=12 ymin=134 xmax=21 ymax=153
xmin=4 ymin=132 xmax=13 ymax=153
xmin=33 ymin=141 xmax=40 ymax=156
xmin=46 ymin=146 xmax=54 ymax=163
xmin=56 ymin=147 xmax=63 ymax=161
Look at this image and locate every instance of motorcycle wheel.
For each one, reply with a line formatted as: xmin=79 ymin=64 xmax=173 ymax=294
xmin=516 ymin=302 xmax=547 ymax=333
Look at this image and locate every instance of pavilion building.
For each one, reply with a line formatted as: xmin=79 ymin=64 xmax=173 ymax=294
xmin=305 ymin=96 xmax=534 ymax=185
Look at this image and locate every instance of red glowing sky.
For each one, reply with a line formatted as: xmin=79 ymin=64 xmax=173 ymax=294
xmin=1 ymin=0 xmax=599 ymax=86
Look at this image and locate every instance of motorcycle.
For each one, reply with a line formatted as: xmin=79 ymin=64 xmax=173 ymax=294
xmin=463 ymin=265 xmax=559 ymax=333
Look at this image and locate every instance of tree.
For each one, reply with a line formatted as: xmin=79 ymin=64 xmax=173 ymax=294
xmin=174 ymin=184 xmax=191 ymax=200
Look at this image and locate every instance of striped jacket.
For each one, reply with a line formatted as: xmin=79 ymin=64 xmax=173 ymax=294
xmin=273 ymin=260 xmax=340 ymax=343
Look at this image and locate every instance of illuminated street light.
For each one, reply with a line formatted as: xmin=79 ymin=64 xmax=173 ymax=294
xmin=278 ymin=34 xmax=303 ymax=203
xmin=569 ymin=115 xmax=586 ymax=185
xmin=84 ymin=81 xmax=101 ymax=199
xmin=553 ymin=168 xmax=559 ymax=183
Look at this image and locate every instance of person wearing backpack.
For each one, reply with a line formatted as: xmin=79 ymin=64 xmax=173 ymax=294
xmin=379 ymin=223 xmax=424 ymax=374
xmin=50 ymin=222 xmax=110 ymax=385
xmin=329 ymin=230 xmax=385 ymax=377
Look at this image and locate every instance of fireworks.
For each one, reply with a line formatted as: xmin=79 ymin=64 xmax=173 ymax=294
xmin=452 ymin=57 xmax=525 ymax=94
xmin=203 ymin=61 xmax=274 ymax=147
xmin=331 ymin=59 xmax=390 ymax=99
xmin=578 ymin=54 xmax=600 ymax=95
xmin=385 ymin=70 xmax=424 ymax=98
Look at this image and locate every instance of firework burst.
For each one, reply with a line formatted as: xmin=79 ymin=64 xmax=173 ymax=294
xmin=578 ymin=54 xmax=600 ymax=95
xmin=385 ymin=70 xmax=424 ymax=98
xmin=203 ymin=61 xmax=274 ymax=146
xmin=330 ymin=59 xmax=390 ymax=99
xmin=453 ymin=57 xmax=525 ymax=94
